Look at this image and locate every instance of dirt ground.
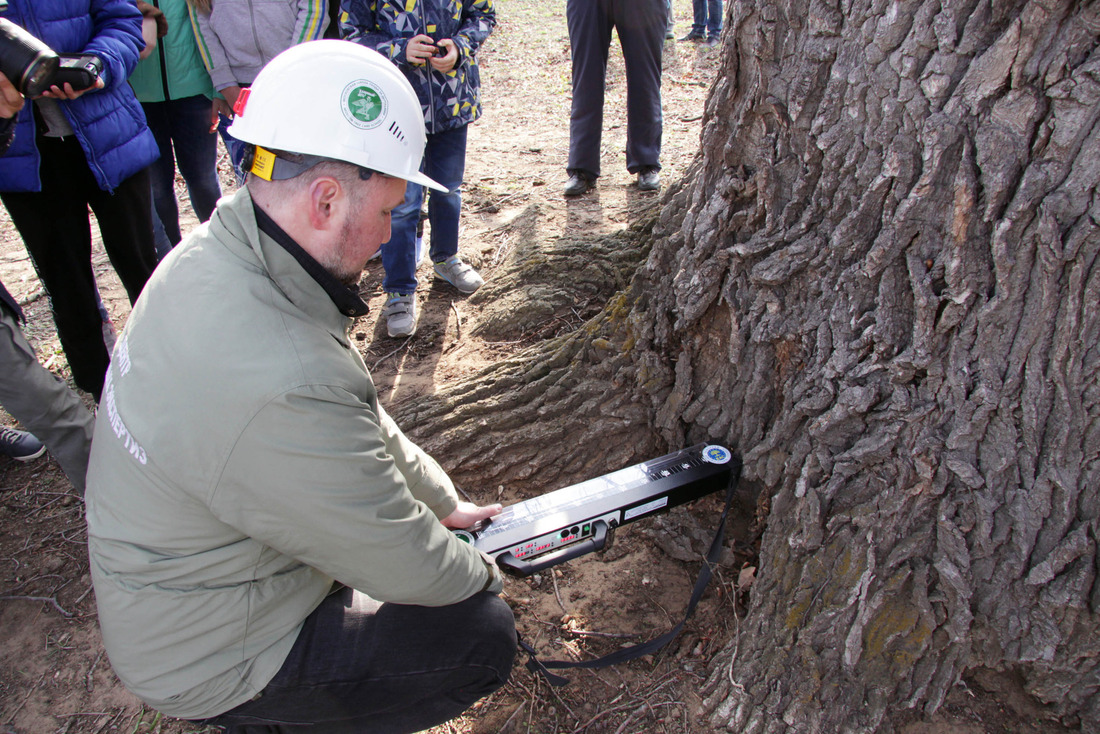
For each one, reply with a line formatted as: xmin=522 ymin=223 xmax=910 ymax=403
xmin=0 ymin=1 xmax=1079 ymax=733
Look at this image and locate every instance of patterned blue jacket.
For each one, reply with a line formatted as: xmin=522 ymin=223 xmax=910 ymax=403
xmin=341 ymin=0 xmax=495 ymax=134
xmin=0 ymin=0 xmax=158 ymax=193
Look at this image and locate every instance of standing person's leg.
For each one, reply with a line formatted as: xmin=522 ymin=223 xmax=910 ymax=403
xmin=381 ymin=181 xmax=425 ymax=297
xmin=617 ymin=0 xmax=665 ymax=175
xmin=566 ymin=0 xmax=614 ymax=180
xmin=217 ymin=113 xmax=248 ymax=187
xmin=380 ymin=180 xmax=426 ymax=336
xmin=170 ymin=94 xmax=222 ymax=224
xmin=87 ymin=167 xmax=158 ymax=306
xmin=143 ymin=100 xmax=184 ymax=251
xmin=690 ymin=0 xmax=707 ymax=37
xmin=424 ymin=125 xmax=467 ymax=264
xmin=202 ymin=587 xmax=516 ymax=733
xmin=706 ymin=0 xmax=724 ymax=41
xmin=0 ymin=136 xmax=112 ymax=399
xmin=0 ymin=308 xmax=95 ymax=494
xmin=425 ymin=125 xmax=483 ymax=294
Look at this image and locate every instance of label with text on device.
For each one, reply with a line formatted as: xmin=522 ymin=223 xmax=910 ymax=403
xmin=454 ymin=444 xmax=735 ymax=576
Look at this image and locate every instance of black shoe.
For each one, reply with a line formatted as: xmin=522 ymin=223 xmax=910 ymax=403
xmin=679 ymin=33 xmax=704 ymax=42
xmin=665 ymin=28 xmax=675 ymax=39
xmin=705 ymin=36 xmax=720 ymax=47
xmin=637 ymin=168 xmax=661 ymax=192
xmin=564 ymin=172 xmax=595 ymax=196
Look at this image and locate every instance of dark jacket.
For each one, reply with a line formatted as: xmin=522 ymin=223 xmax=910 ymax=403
xmin=0 ymin=0 xmax=159 ymax=193
xmin=342 ymin=0 xmax=495 ymax=134
xmin=0 ymin=280 xmax=22 ymax=322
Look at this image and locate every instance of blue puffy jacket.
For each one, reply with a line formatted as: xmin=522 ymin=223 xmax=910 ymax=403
xmin=0 ymin=0 xmax=159 ymax=193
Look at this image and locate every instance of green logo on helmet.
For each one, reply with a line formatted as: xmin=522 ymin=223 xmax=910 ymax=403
xmin=342 ymin=81 xmax=388 ymax=130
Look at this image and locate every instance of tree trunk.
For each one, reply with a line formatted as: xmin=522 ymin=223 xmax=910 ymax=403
xmin=397 ymin=0 xmax=1100 ymax=729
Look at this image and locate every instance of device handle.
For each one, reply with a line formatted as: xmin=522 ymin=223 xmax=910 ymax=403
xmin=496 ymin=521 xmax=610 ymax=577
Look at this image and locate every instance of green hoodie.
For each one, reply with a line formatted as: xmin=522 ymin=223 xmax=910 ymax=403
xmin=86 ymin=186 xmax=500 ymax=720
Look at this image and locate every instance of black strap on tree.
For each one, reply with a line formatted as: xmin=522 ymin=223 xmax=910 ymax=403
xmin=519 ymin=467 xmax=741 ymax=686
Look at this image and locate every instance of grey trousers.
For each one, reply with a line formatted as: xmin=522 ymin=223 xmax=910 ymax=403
xmin=0 ymin=306 xmax=94 ymax=494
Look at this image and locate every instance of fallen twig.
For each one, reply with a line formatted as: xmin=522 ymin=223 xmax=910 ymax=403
xmin=550 ymin=572 xmax=567 ymax=613
xmin=3 ymin=671 xmax=46 ymax=724
xmin=563 ymin=628 xmax=638 ymax=639
xmin=471 ymin=189 xmax=527 ymax=214
xmin=370 ymin=336 xmax=414 ymax=372
xmin=86 ymin=650 xmax=105 ymax=692
xmin=612 ymin=700 xmax=681 ymax=734
xmin=0 ymin=594 xmax=74 ymax=617
xmin=498 ymin=701 xmax=525 ymax=734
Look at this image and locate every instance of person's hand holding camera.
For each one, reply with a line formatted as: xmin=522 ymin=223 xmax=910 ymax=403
xmin=405 ymin=34 xmax=439 ymax=66
xmin=0 ymin=71 xmax=25 ymax=118
xmin=428 ymin=39 xmax=458 ymax=73
xmin=38 ymin=75 xmax=104 ymax=101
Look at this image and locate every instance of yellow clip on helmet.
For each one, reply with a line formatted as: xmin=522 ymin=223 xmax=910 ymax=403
xmin=228 ymin=40 xmax=445 ymax=191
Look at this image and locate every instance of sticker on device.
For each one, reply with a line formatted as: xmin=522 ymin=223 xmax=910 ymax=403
xmin=624 ymin=496 xmax=669 ymax=521
xmin=702 ymin=445 xmax=732 ymax=464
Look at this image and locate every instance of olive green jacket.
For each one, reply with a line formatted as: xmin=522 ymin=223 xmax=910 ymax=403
xmin=85 ymin=186 xmax=500 ymax=720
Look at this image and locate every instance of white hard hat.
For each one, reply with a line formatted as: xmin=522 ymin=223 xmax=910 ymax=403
xmin=228 ymin=40 xmax=445 ymax=191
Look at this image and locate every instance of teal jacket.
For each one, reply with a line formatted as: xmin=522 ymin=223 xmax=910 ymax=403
xmin=86 ymin=186 xmax=500 ymax=719
xmin=129 ymin=0 xmax=214 ymax=103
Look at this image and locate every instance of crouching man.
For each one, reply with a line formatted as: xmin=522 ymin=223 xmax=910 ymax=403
xmin=85 ymin=41 xmax=514 ymax=733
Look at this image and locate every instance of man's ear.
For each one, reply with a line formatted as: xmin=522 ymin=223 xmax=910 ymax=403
xmin=306 ymin=176 xmax=344 ymax=231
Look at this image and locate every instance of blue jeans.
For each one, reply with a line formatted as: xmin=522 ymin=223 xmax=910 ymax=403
xmin=381 ymin=124 xmax=468 ymax=295
xmin=142 ymin=95 xmax=222 ymax=257
xmin=201 ymin=587 xmax=515 ymax=733
xmin=691 ymin=0 xmax=723 ymax=38
xmin=217 ymin=112 xmax=249 ymax=187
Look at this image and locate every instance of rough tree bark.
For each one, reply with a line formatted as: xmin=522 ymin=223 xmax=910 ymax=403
xmin=395 ymin=0 xmax=1100 ymax=730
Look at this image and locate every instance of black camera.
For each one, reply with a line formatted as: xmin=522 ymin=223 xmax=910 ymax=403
xmin=55 ymin=54 xmax=103 ymax=91
xmin=0 ymin=2 xmax=103 ymax=97
xmin=0 ymin=4 xmax=60 ymax=98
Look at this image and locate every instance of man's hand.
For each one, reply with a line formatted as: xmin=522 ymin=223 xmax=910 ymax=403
xmin=39 ymin=77 xmax=105 ymax=101
xmin=442 ymin=501 xmax=503 ymax=529
xmin=405 ymin=34 xmax=439 ymax=66
xmin=220 ymin=85 xmax=243 ymax=110
xmin=428 ymin=39 xmax=459 ymax=73
xmin=0 ymin=73 xmax=25 ymax=119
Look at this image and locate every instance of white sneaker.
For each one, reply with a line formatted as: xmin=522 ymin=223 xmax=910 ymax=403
xmin=382 ymin=292 xmax=417 ymax=337
xmin=433 ymin=256 xmax=484 ymax=294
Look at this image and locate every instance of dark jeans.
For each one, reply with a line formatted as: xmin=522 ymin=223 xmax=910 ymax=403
xmin=691 ymin=0 xmax=723 ymax=38
xmin=217 ymin=112 xmax=249 ymax=186
xmin=566 ymin=0 xmax=665 ymax=176
xmin=203 ymin=587 xmax=516 ymax=733
xmin=0 ymin=134 xmax=157 ymax=400
xmin=143 ymin=94 xmax=222 ymax=257
xmin=381 ymin=124 xmax=468 ymax=295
